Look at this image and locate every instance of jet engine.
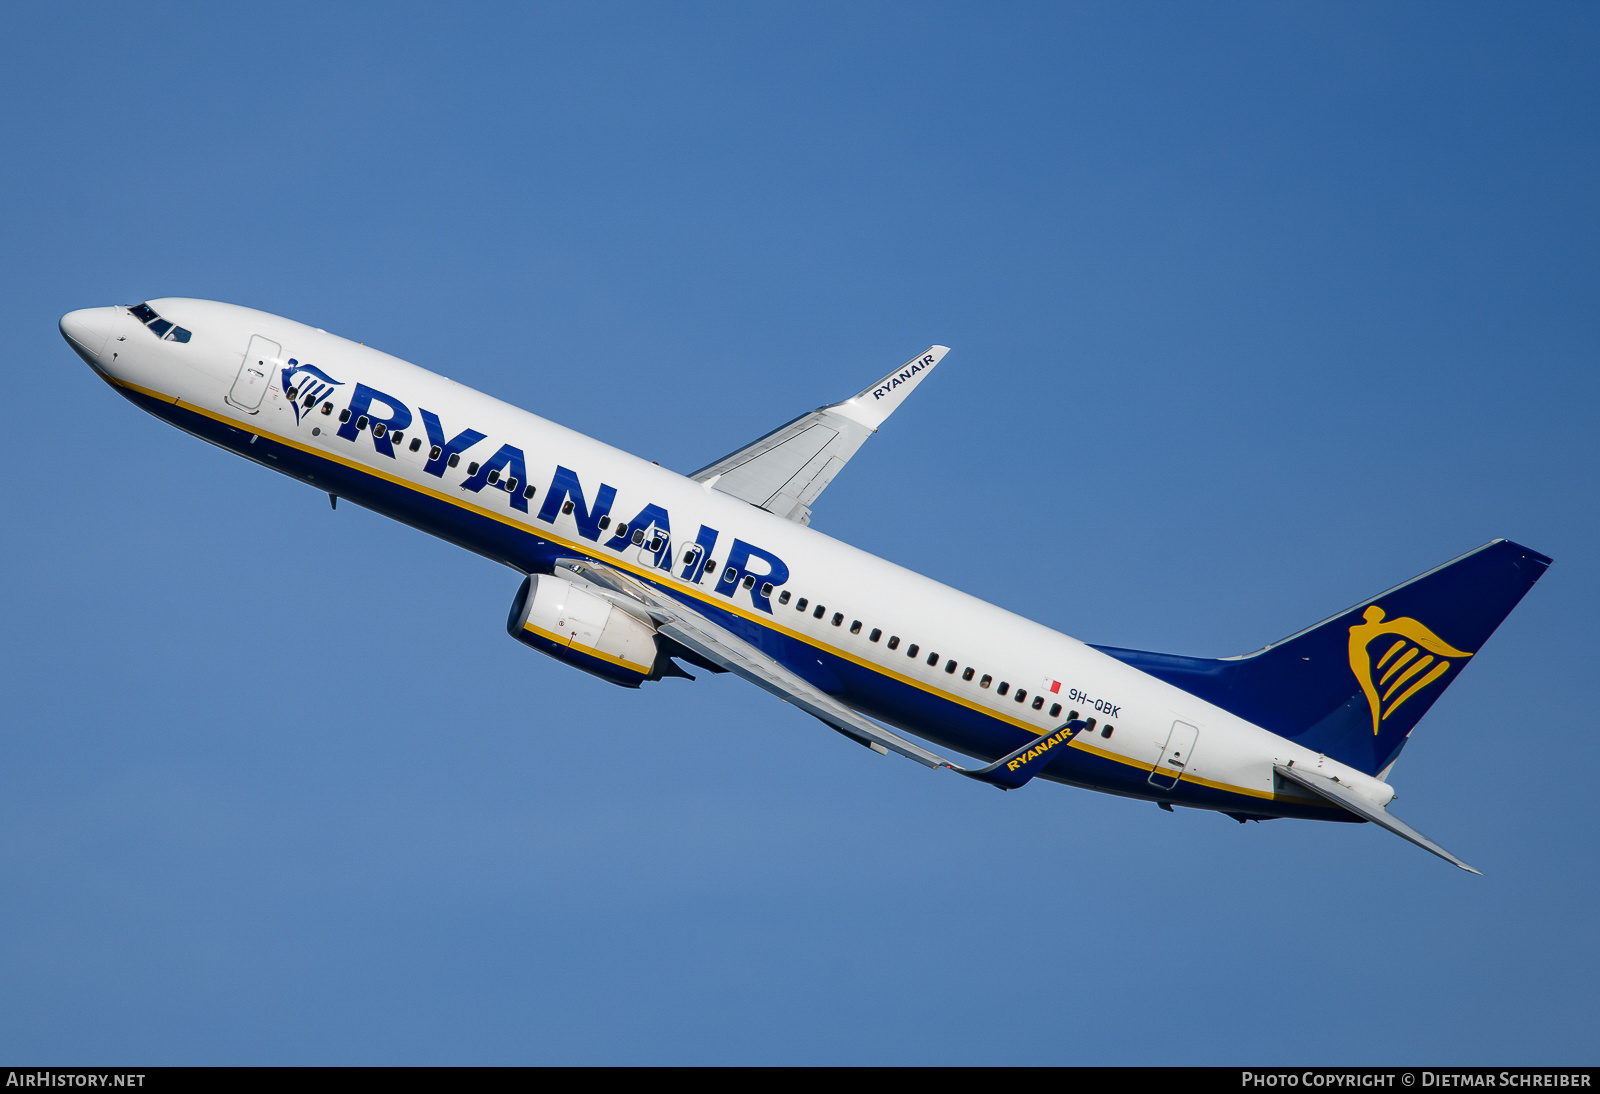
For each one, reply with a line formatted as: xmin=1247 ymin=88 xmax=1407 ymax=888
xmin=506 ymin=573 xmax=693 ymax=688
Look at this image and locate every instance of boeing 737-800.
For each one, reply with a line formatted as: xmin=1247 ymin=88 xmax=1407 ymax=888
xmin=59 ymin=299 xmax=1551 ymax=871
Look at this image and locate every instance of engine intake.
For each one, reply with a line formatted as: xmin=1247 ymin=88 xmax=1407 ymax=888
xmin=507 ymin=574 xmax=673 ymax=688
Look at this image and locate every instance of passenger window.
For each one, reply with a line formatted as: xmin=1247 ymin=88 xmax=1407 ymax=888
xmin=945 ymin=660 xmax=957 ymax=674
xmin=1050 ymin=703 xmax=1062 ymax=718
xmin=562 ymin=500 xmax=573 ymax=514
xmin=887 ymin=636 xmax=899 ymax=650
xmin=869 ymin=628 xmax=881 ymax=642
xmin=356 ymin=416 xmax=370 ymax=431
xmin=409 ymin=437 xmax=422 ymax=452
xmin=286 ymin=387 xmax=299 ymax=400
xmin=705 ymin=560 xmax=717 ymax=574
xmin=467 ymin=461 xmax=479 ymax=475
xmin=1084 ymin=718 xmax=1096 ymax=732
xmin=486 ymin=469 xmax=499 ymax=484
xmin=339 ymin=409 xmax=352 ymax=423
xmin=448 ymin=453 xmax=460 ymax=468
xmin=850 ymin=620 xmax=861 ymax=634
xmin=831 ymin=612 xmax=843 ymax=626
xmin=616 ymin=523 xmax=628 ymax=537
xmin=372 ymin=423 xmax=387 ymax=438
xmin=651 ymin=536 xmax=664 ymax=552
xmin=980 ymin=675 xmax=992 ymax=688
xmin=745 ymin=576 xmax=757 ymax=590
xmin=1032 ymin=696 xmax=1044 ymax=710
xmin=304 ymin=394 xmax=317 ymax=408
xmin=631 ymin=528 xmax=645 ymax=545
xmin=761 ymin=582 xmax=774 ymax=597
xmin=779 ymin=591 xmax=791 ymax=605
xmin=926 ymin=652 xmax=939 ymax=666
xmin=321 ymin=403 xmax=333 ymax=416
xmin=168 ymin=326 xmax=191 ymax=342
xmin=523 ymin=486 xmax=536 ymax=499
xmin=907 ymin=644 xmax=919 ymax=658
xmin=390 ymin=431 xmax=403 ymax=445
xmin=795 ymin=597 xmax=806 ymax=611
xmin=962 ymin=667 xmax=974 ymax=681
xmin=598 ymin=516 xmax=611 ymax=530
xmin=1101 ymin=724 xmax=1114 ymax=738
xmin=505 ymin=477 xmax=518 ymax=492
xmin=997 ymin=682 xmax=1009 ymax=696
xmin=1015 ymin=689 xmax=1027 ymax=703
xmin=813 ymin=605 xmax=825 ymax=619
xmin=147 ymin=318 xmax=172 ymax=338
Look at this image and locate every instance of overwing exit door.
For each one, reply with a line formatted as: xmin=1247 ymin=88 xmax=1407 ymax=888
xmin=227 ymin=335 xmax=282 ymax=412
xmin=1149 ymin=720 xmax=1199 ymax=790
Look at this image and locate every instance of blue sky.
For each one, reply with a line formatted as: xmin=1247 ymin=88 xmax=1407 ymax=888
xmin=2 ymin=1 xmax=1596 ymax=1064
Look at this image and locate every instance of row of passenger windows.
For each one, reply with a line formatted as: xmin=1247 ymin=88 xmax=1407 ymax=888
xmin=127 ymin=303 xmax=192 ymax=343
xmin=287 ymin=397 xmax=543 ymax=499
xmin=766 ymin=587 xmax=1114 ymax=736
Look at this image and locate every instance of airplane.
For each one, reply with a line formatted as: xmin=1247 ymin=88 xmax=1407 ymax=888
xmin=59 ymin=299 xmax=1552 ymax=872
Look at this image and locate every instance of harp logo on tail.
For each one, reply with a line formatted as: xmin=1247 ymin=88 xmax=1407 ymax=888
xmin=1348 ymin=606 xmax=1475 ymax=735
xmin=279 ymin=360 xmax=344 ymax=424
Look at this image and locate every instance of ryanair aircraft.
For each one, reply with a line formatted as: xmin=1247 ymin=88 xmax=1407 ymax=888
xmin=60 ymin=299 xmax=1552 ymax=872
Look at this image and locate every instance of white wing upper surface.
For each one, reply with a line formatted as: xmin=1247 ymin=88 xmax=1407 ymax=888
xmin=689 ymin=346 xmax=947 ymax=525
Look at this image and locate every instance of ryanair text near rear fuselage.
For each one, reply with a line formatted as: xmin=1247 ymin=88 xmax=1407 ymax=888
xmin=59 ymin=299 xmax=1552 ymax=872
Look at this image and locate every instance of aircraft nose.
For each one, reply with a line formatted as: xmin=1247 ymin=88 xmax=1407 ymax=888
xmin=59 ymin=306 xmax=119 ymax=365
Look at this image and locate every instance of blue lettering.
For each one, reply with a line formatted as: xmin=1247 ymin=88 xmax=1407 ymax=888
xmin=606 ymin=503 xmax=672 ymax=569
xmin=537 ymin=465 xmax=616 ymax=541
xmin=336 ymin=383 xmax=412 ymax=457
xmin=716 ymin=539 xmax=789 ymax=613
xmin=419 ymin=409 xmax=486 ymax=477
xmin=459 ymin=443 xmax=530 ymax=513
xmin=682 ymin=524 xmax=719 ymax=584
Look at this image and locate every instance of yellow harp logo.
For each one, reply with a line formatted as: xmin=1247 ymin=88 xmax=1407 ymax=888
xmin=1348 ymin=606 xmax=1474 ymax=735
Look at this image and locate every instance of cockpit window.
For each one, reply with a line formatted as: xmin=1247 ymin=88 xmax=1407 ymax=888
xmin=126 ymin=304 xmax=190 ymax=342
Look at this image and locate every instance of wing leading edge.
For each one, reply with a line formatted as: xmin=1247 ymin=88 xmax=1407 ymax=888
xmin=689 ymin=346 xmax=948 ymax=525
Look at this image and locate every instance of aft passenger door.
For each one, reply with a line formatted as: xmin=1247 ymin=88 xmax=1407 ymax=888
xmin=1148 ymin=720 xmax=1199 ymax=790
xmin=227 ymin=335 xmax=282 ymax=413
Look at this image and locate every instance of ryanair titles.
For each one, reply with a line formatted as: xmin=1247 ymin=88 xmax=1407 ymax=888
xmin=289 ymin=373 xmax=790 ymax=614
xmin=870 ymin=353 xmax=936 ymax=401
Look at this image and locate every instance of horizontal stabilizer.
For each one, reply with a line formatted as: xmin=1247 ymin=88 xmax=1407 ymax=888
xmin=689 ymin=346 xmax=947 ymax=525
xmin=1274 ymin=763 xmax=1480 ymax=874
xmin=957 ymin=721 xmax=1088 ymax=790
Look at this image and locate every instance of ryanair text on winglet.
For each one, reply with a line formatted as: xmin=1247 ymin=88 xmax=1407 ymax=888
xmin=871 ymin=354 xmax=936 ymax=401
xmin=1008 ymin=726 xmax=1074 ymax=772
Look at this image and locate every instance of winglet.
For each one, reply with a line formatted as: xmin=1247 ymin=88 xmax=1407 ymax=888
xmin=952 ymin=720 xmax=1087 ymax=790
xmin=829 ymin=346 xmax=948 ymax=431
xmin=1274 ymin=763 xmax=1481 ymax=873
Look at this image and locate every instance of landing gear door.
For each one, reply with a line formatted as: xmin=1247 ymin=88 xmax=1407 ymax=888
xmin=1149 ymin=720 xmax=1199 ymax=790
xmin=227 ymin=335 xmax=282 ymax=413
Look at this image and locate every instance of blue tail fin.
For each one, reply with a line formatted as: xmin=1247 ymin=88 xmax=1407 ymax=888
xmin=1093 ymin=540 xmax=1551 ymax=776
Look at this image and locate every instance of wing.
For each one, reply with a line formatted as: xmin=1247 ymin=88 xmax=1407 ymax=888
xmin=553 ymin=558 xmax=1075 ymax=787
xmin=688 ymin=346 xmax=948 ymax=525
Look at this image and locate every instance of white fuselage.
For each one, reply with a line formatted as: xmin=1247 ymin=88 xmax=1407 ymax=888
xmin=61 ymin=298 xmax=1390 ymax=819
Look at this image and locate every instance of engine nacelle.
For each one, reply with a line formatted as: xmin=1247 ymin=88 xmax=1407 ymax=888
xmin=506 ymin=574 xmax=668 ymax=688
